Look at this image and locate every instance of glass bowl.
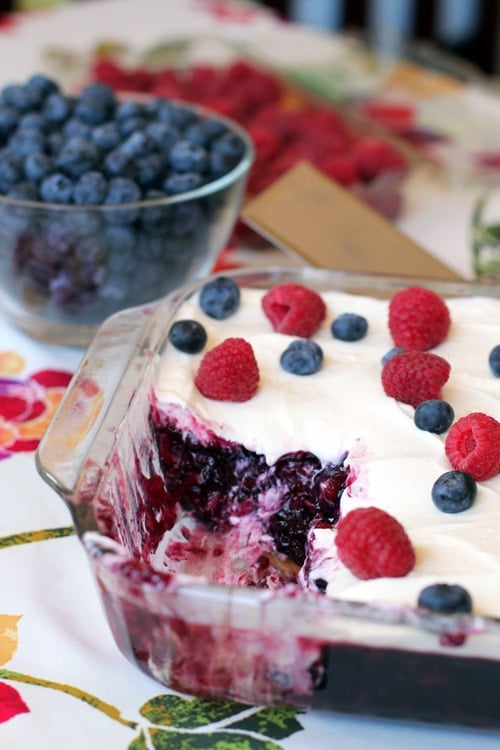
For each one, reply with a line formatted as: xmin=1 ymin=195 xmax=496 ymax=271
xmin=0 ymin=107 xmax=254 ymax=346
xmin=36 ymin=267 xmax=500 ymax=727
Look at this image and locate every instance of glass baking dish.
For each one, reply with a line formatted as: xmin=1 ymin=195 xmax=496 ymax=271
xmin=36 ymin=267 xmax=500 ymax=728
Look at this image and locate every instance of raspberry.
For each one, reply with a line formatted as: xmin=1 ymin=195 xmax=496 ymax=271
xmin=261 ymin=283 xmax=326 ymax=337
xmin=381 ymin=350 xmax=450 ymax=407
xmin=445 ymin=412 xmax=500 ymax=481
xmin=194 ymin=337 xmax=259 ymax=402
xmin=388 ymin=286 xmax=451 ymax=351
xmin=335 ymin=506 xmax=415 ymax=580
xmin=351 ymin=136 xmax=407 ymax=181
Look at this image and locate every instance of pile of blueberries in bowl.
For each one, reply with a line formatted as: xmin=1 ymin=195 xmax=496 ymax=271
xmin=0 ymin=74 xmax=254 ymax=345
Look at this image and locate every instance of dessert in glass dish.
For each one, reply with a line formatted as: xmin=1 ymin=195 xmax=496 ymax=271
xmin=37 ymin=267 xmax=500 ymax=728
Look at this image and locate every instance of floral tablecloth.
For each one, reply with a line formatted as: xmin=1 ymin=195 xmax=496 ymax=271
xmin=1 ymin=1 xmax=500 ymax=747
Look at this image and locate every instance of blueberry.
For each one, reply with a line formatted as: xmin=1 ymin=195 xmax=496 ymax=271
xmin=24 ymin=152 xmax=53 ymax=183
xmin=73 ymin=171 xmax=108 ymax=205
xmin=171 ymin=202 xmax=201 ymax=238
xmin=81 ymin=82 xmax=116 ymax=107
xmin=42 ymin=93 xmax=73 ymax=125
xmin=280 ymin=339 xmax=324 ymax=375
xmin=74 ymin=98 xmax=113 ymax=126
xmin=91 ymin=122 xmax=121 ymax=152
xmin=7 ymin=181 xmax=39 ymax=201
xmin=417 ymin=583 xmax=472 ymax=614
xmin=121 ymin=130 xmax=156 ymax=158
xmin=18 ymin=112 xmax=47 ymax=132
xmin=381 ymin=346 xmax=405 ymax=364
xmin=118 ymin=116 xmax=148 ymax=138
xmin=145 ymin=121 xmax=180 ymax=152
xmin=135 ymin=153 xmax=164 ymax=190
xmin=209 ymin=149 xmax=239 ymax=179
xmin=157 ymin=101 xmax=197 ymax=129
xmin=56 ymin=137 xmax=99 ymax=179
xmin=26 ymin=74 xmax=59 ymax=99
xmin=114 ymin=100 xmax=144 ymax=121
xmin=212 ymin=131 xmax=245 ymax=161
xmin=143 ymin=97 xmax=162 ymax=118
xmin=8 ymin=128 xmax=46 ymax=157
xmin=431 ymin=470 xmax=477 ymax=513
xmin=169 ymin=319 xmax=207 ymax=353
xmin=140 ymin=189 xmax=170 ymax=233
xmin=185 ymin=122 xmax=215 ymax=147
xmin=268 ymin=506 xmax=312 ymax=566
xmin=47 ymin=131 xmax=64 ymax=156
xmin=164 ymin=172 xmax=202 ymax=195
xmin=40 ymin=172 xmax=73 ymax=204
xmin=2 ymin=182 xmax=36 ymax=231
xmin=331 ymin=312 xmax=368 ymax=342
xmin=105 ymin=225 xmax=136 ymax=257
xmin=62 ymin=209 xmax=102 ymax=238
xmin=414 ymin=399 xmax=454 ymax=434
xmin=0 ymin=106 xmax=19 ymax=140
xmin=104 ymin=176 xmax=141 ymax=224
xmin=202 ymin=117 xmax=227 ymax=139
xmin=103 ymin=148 xmax=137 ymax=179
xmin=0 ymin=151 xmax=23 ymax=192
xmin=62 ymin=118 xmax=92 ymax=140
xmin=199 ymin=276 xmax=240 ymax=319
xmin=169 ymin=140 xmax=208 ymax=173
xmin=1 ymin=83 xmax=37 ymax=112
xmin=489 ymin=344 xmax=500 ymax=376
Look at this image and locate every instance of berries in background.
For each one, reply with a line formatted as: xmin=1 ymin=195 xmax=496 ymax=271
xmin=335 ymin=506 xmax=415 ymax=580
xmin=445 ymin=412 xmax=500 ymax=481
xmin=388 ymin=286 xmax=451 ymax=351
xmin=195 ymin=337 xmax=259 ymax=402
xmin=331 ymin=312 xmax=368 ymax=342
xmin=431 ymin=470 xmax=477 ymax=513
xmin=91 ymin=57 xmax=409 ymax=220
xmin=381 ymin=350 xmax=451 ymax=407
xmin=414 ymin=398 xmax=454 ymax=434
xmin=280 ymin=339 xmax=324 ymax=375
xmin=262 ymin=283 xmax=326 ymax=338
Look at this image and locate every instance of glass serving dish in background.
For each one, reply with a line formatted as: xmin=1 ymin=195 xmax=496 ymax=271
xmin=36 ymin=267 xmax=500 ymax=729
xmin=0 ymin=105 xmax=254 ymax=347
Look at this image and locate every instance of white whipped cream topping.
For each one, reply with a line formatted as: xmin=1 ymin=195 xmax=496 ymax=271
xmin=155 ymin=288 xmax=500 ymax=617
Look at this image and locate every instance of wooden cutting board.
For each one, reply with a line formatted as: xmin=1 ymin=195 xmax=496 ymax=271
xmin=242 ymin=161 xmax=462 ymax=280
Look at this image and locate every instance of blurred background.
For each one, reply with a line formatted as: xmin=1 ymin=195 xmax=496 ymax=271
xmin=260 ymin=0 xmax=500 ymax=76
xmin=0 ymin=0 xmax=499 ymax=78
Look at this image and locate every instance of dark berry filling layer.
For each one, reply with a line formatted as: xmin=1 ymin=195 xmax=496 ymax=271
xmin=137 ymin=407 xmax=348 ymax=583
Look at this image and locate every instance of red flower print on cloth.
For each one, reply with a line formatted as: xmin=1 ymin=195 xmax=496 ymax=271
xmin=0 ymin=615 xmax=29 ymax=723
xmin=0 ymin=352 xmax=72 ymax=458
xmin=0 ymin=12 xmax=19 ymax=32
xmin=0 ymin=682 xmax=29 ymax=723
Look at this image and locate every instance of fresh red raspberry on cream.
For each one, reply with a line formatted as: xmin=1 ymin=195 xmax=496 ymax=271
xmin=445 ymin=412 xmax=500 ymax=481
xmin=381 ymin=350 xmax=451 ymax=407
xmin=388 ymin=286 xmax=451 ymax=351
xmin=335 ymin=506 xmax=415 ymax=580
xmin=261 ymin=283 xmax=326 ymax=337
xmin=195 ymin=337 xmax=259 ymax=402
